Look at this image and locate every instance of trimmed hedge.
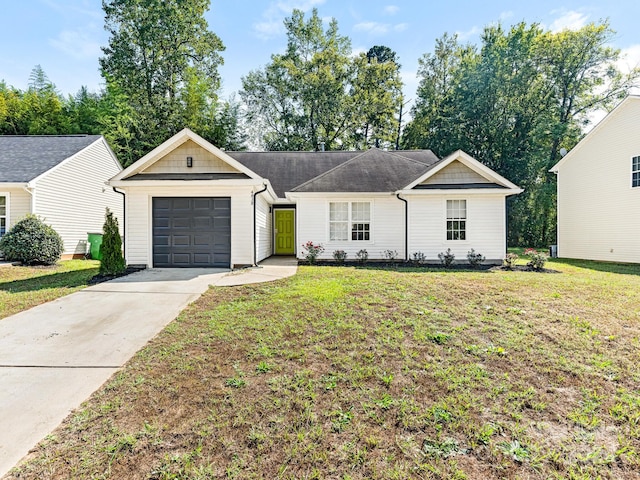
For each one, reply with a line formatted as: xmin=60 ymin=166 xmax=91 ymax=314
xmin=0 ymin=214 xmax=63 ymax=265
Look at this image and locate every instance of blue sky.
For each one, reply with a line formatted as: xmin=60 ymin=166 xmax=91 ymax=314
xmin=1 ymin=0 xmax=639 ymax=106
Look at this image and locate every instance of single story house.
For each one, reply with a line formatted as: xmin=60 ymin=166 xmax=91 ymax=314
xmin=550 ymin=94 xmax=640 ymax=263
xmin=0 ymin=135 xmax=124 ymax=258
xmin=109 ymin=128 xmax=522 ymax=268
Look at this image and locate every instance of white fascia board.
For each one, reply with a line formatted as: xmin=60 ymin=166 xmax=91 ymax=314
xmin=403 ymin=149 xmax=521 ymax=190
xmin=0 ymin=182 xmax=29 ymax=188
xmin=397 ymin=187 xmax=523 ymax=196
xmin=111 ymin=128 xmax=263 ymax=181
xmin=286 ymin=191 xmax=396 ymax=201
xmin=28 ymin=136 xmax=105 ymax=186
xmin=109 ymin=178 xmax=270 ymax=188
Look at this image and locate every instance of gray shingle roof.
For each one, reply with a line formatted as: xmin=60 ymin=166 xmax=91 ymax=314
xmin=291 ymin=149 xmax=441 ymax=193
xmin=0 ymin=135 xmax=102 ymax=183
xmin=228 ymin=149 xmax=441 ymax=196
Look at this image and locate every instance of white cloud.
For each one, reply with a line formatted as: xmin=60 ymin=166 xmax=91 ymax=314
xmin=384 ymin=5 xmax=399 ymax=15
xmin=41 ymin=0 xmax=102 ymax=20
xmin=354 ymin=21 xmax=408 ymax=36
xmin=455 ymin=25 xmax=482 ymax=41
xmin=253 ymin=0 xmax=326 ymax=39
xmin=549 ymin=10 xmax=589 ymax=32
xmin=49 ymin=27 xmax=102 ymax=60
xmin=499 ymin=11 xmax=514 ymax=22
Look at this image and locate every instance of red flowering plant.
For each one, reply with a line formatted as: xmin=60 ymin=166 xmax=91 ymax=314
xmin=301 ymin=241 xmax=325 ymax=265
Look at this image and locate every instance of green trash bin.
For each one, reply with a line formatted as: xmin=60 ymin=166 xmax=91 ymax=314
xmin=87 ymin=233 xmax=103 ymax=260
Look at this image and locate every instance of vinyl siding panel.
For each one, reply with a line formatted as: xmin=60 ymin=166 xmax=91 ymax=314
xmin=406 ymin=194 xmax=506 ymax=262
xmin=142 ymin=140 xmax=240 ymax=174
xmin=256 ymin=194 xmax=272 ymax=262
xmin=295 ymin=196 xmax=405 ymax=260
xmin=422 ymin=160 xmax=490 ymax=185
xmin=1 ymin=188 xmax=33 ymax=227
xmin=33 ymin=140 xmax=123 ymax=255
xmin=122 ymin=185 xmax=255 ymax=267
xmin=556 ymin=100 xmax=640 ymax=263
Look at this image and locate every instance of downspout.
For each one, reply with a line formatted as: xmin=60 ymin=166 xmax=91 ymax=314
xmin=112 ymin=187 xmax=126 ymax=264
xmin=253 ymin=183 xmax=268 ymax=267
xmin=396 ymin=193 xmax=408 ymax=262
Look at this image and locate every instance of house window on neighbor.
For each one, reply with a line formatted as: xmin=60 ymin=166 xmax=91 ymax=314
xmin=446 ymin=199 xmax=466 ymax=241
xmin=633 ymin=156 xmax=640 ymax=188
xmin=0 ymin=196 xmax=6 ymax=236
xmin=329 ymin=201 xmax=371 ymax=241
xmin=351 ymin=202 xmax=370 ymax=241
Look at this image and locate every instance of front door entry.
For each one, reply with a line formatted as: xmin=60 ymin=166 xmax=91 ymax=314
xmin=274 ymin=209 xmax=295 ymax=255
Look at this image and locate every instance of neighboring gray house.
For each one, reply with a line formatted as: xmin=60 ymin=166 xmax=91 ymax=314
xmin=0 ymin=135 xmax=123 ymax=257
xmin=109 ymin=129 xmax=522 ymax=268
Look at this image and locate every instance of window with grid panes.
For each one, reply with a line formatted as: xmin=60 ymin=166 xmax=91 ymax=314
xmin=446 ymin=199 xmax=466 ymax=240
xmin=633 ymin=156 xmax=640 ymax=187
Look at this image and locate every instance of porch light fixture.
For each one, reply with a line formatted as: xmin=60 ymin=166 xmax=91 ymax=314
xmin=186 ymin=156 xmax=193 ymax=167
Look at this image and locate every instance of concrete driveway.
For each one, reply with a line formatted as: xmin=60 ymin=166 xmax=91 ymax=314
xmin=0 ymin=258 xmax=297 ymax=477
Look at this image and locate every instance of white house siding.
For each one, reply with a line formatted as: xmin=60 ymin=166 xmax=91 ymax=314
xmin=142 ymin=140 xmax=239 ymax=174
xmin=294 ymin=195 xmax=405 ymax=260
xmin=555 ymin=99 xmax=640 ymax=263
xmin=256 ymin=194 xmax=272 ymax=262
xmin=422 ymin=160 xmax=490 ymax=185
xmin=33 ymin=140 xmax=123 ymax=256
xmin=122 ymin=184 xmax=255 ymax=267
xmin=0 ymin=188 xmax=32 ymax=227
xmin=406 ymin=194 xmax=506 ymax=263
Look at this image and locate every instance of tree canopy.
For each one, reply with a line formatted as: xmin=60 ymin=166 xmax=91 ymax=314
xmin=403 ymin=21 xmax=639 ymax=247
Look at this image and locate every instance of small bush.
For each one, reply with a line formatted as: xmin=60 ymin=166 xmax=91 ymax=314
xmin=383 ymin=249 xmax=399 ymax=261
xmin=525 ymin=249 xmax=548 ymax=271
xmin=100 ymin=208 xmax=126 ymax=275
xmin=356 ymin=249 xmax=369 ymax=264
xmin=438 ymin=248 xmax=455 ymax=268
xmin=301 ymin=241 xmax=324 ymax=265
xmin=467 ymin=249 xmax=485 ymax=268
xmin=411 ymin=251 xmax=426 ymax=265
xmin=503 ymin=252 xmax=519 ymax=269
xmin=332 ymin=249 xmax=347 ymax=264
xmin=0 ymin=214 xmax=63 ymax=265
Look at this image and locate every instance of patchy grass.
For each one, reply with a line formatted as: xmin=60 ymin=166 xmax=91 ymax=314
xmin=0 ymin=260 xmax=100 ymax=319
xmin=9 ymin=259 xmax=640 ymax=479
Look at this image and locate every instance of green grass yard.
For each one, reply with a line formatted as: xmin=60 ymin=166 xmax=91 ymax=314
xmin=9 ymin=258 xmax=640 ymax=479
xmin=0 ymin=260 xmax=100 ymax=319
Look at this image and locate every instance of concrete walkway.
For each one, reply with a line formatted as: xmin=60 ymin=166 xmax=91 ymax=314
xmin=0 ymin=257 xmax=297 ymax=477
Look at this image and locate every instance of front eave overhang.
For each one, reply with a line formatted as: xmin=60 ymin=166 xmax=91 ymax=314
xmin=110 ymin=178 xmax=268 ymax=188
xmin=286 ymin=191 xmax=399 ymax=201
xmin=397 ymin=188 xmax=524 ymax=196
xmin=0 ymin=182 xmax=30 ymax=189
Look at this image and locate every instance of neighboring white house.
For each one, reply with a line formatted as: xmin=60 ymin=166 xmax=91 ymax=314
xmin=550 ymin=95 xmax=640 ymax=263
xmin=109 ymin=128 xmax=522 ymax=268
xmin=0 ymin=135 xmax=124 ymax=257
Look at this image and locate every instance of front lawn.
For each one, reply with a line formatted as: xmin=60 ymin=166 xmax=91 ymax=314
xmin=10 ymin=259 xmax=640 ymax=479
xmin=0 ymin=260 xmax=100 ymax=319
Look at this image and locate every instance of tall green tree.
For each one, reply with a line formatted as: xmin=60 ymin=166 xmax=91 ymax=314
xmin=241 ymin=10 xmax=403 ymax=151
xmin=404 ymin=21 xmax=639 ymax=247
xmin=99 ymin=0 xmax=225 ymax=162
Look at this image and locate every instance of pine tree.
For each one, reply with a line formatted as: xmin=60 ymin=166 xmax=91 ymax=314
xmin=100 ymin=208 xmax=125 ymax=275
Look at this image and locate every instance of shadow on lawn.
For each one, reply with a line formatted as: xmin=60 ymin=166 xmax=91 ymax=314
xmin=0 ymin=268 xmax=100 ymax=293
xmin=550 ymin=258 xmax=640 ymax=276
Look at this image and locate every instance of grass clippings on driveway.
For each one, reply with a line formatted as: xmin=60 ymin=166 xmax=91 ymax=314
xmin=9 ymin=259 xmax=640 ymax=479
xmin=0 ymin=260 xmax=100 ymax=320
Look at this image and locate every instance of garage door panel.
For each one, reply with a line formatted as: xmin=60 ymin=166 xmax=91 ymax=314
xmin=152 ymin=197 xmax=231 ymax=268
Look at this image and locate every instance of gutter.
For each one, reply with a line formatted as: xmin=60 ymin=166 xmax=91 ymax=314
xmin=253 ymin=183 xmax=268 ymax=267
xmin=112 ymin=187 xmax=126 ymax=263
xmin=396 ymin=193 xmax=408 ymax=262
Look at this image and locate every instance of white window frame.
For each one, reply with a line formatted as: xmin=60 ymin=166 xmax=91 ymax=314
xmin=0 ymin=193 xmax=9 ymax=237
xmin=632 ymin=156 xmax=640 ymax=188
xmin=328 ymin=201 xmax=372 ymax=242
xmin=446 ymin=199 xmax=467 ymax=242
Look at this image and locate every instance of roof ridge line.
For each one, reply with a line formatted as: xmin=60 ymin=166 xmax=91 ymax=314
xmin=289 ymin=149 xmax=372 ymax=192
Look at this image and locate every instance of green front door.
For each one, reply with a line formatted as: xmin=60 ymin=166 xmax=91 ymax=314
xmin=274 ymin=209 xmax=295 ymax=255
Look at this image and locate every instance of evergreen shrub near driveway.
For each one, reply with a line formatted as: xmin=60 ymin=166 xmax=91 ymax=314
xmin=0 ymin=214 xmax=63 ymax=265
